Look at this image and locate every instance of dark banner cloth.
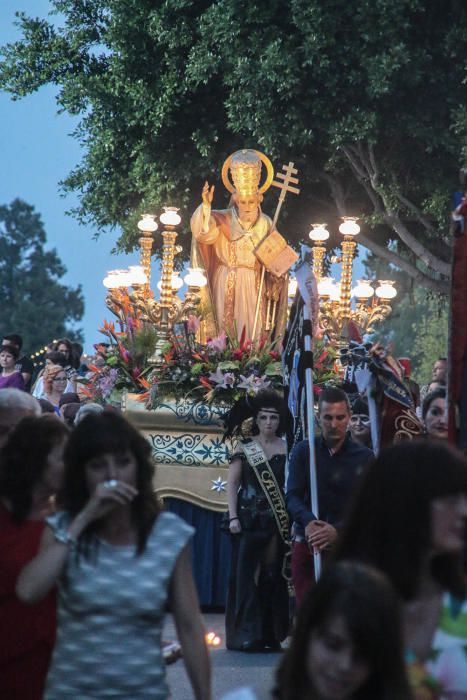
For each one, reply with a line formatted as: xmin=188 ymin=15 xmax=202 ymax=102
xmin=448 ymin=203 xmax=467 ymax=448
xmin=164 ymin=498 xmax=230 ymax=607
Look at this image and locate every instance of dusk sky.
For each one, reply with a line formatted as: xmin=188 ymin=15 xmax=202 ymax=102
xmin=1 ymin=0 xmax=134 ymax=353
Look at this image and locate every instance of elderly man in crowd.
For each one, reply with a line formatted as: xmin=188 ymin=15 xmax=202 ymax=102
xmin=0 ymin=388 xmax=41 ymax=449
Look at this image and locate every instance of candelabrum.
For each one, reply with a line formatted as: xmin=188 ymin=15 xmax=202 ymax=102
xmin=103 ymin=208 xmax=208 ymax=364
xmin=305 ymin=218 xmax=397 ymax=345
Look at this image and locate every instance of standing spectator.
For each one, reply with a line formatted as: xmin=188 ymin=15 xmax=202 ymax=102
xmin=286 ymin=387 xmax=373 ymax=606
xmin=0 ymin=389 xmax=40 ymax=448
xmin=54 ymin=338 xmax=73 ymax=365
xmin=0 ymin=345 xmax=25 ymax=390
xmin=2 ymin=334 xmax=34 ymax=391
xmin=61 ymin=403 xmax=81 ymax=427
xmin=54 ymin=338 xmax=77 ymax=386
xmin=32 ymin=351 xmax=74 ymax=398
xmin=432 ymin=358 xmax=448 ymax=383
xmin=422 ymin=388 xmax=448 ymax=440
xmin=70 ymin=341 xmax=88 ymax=376
xmin=222 ymin=562 xmax=412 ymax=700
xmin=0 ymin=416 xmax=69 ymax=699
xmin=38 ymin=399 xmax=58 ymax=415
xmin=17 ymin=412 xmax=211 ymax=700
xmin=333 ymin=440 xmax=467 ymax=698
xmin=41 ymin=366 xmax=68 ymax=414
xmin=420 ymin=358 xmax=448 ymax=404
xmin=57 ymin=392 xmax=80 ymax=420
xmin=74 ymin=401 xmax=104 ymax=424
xmin=348 ymin=397 xmax=372 ymax=449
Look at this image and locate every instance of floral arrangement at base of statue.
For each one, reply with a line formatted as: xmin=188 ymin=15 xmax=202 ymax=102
xmin=142 ymin=317 xmax=339 ymax=408
xmin=83 ymin=311 xmax=340 ymax=408
xmin=80 ymin=317 xmax=157 ymax=405
xmin=145 ymin=320 xmax=283 ymax=408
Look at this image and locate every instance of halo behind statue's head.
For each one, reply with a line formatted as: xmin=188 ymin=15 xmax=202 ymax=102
xmin=222 ymin=149 xmax=274 ymax=196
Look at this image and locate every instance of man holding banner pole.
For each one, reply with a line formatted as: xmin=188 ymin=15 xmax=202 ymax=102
xmin=286 ymin=386 xmax=373 ymax=606
xmin=284 ymin=248 xmax=372 ymax=605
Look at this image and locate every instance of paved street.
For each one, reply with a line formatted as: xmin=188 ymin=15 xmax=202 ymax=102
xmin=164 ymin=612 xmax=281 ymax=699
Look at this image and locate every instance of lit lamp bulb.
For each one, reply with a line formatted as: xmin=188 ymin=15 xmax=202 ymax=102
xmin=184 ymin=267 xmax=208 ymax=288
xmin=338 ymin=217 xmax=360 ymax=236
xmin=103 ymin=270 xmax=121 ymax=289
xmin=309 ymin=223 xmax=329 ymax=242
xmin=375 ymin=280 xmax=397 ymax=300
xmin=352 ymin=279 xmax=374 ymax=300
xmin=317 ymin=276 xmax=336 ymax=298
xmin=330 ymin=283 xmax=341 ymax=303
xmin=137 ymin=214 xmax=158 ymax=233
xmin=127 ymin=265 xmax=148 ymax=287
xmin=157 ymin=272 xmax=184 ymax=292
xmin=288 ymin=277 xmax=298 ymax=298
xmin=114 ymin=269 xmax=131 ymax=288
xmin=160 ymin=207 xmax=181 ymax=227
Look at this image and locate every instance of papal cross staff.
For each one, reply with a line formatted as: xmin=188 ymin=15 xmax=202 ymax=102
xmin=251 ymin=162 xmax=301 ymax=340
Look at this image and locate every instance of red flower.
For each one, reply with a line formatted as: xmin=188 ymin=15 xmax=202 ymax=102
xmin=269 ymin=351 xmax=280 ymax=360
xmin=314 ymin=350 xmax=329 ymax=370
xmin=313 ymin=386 xmax=322 ymax=397
xmin=117 ymin=343 xmax=130 ymax=363
xmin=232 ymin=348 xmax=244 ymax=360
xmin=199 ymin=377 xmax=213 ymax=390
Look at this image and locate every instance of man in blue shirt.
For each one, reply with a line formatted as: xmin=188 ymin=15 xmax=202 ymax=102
xmin=286 ymin=386 xmax=373 ymax=605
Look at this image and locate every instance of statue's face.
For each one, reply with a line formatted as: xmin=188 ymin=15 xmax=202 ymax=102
xmin=234 ymin=194 xmax=261 ymax=224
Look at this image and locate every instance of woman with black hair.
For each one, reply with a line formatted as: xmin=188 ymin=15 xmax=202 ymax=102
xmin=223 ymin=562 xmax=412 ymax=700
xmin=224 ymin=390 xmax=289 ymax=652
xmin=422 ymin=387 xmax=448 ymax=440
xmin=17 ymin=411 xmax=211 ymax=700
xmin=333 ymin=440 xmax=467 ymax=698
xmin=0 ymin=415 xmax=69 ymax=699
xmin=54 ymin=338 xmax=78 ymax=387
xmin=0 ymin=344 xmax=25 ymax=390
xmin=275 ymin=561 xmax=412 ymax=700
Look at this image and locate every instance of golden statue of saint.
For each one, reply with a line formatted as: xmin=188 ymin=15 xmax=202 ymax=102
xmin=190 ymin=149 xmax=289 ymax=342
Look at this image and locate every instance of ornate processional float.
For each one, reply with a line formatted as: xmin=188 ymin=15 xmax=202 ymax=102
xmin=84 ymin=148 xmax=399 ymax=602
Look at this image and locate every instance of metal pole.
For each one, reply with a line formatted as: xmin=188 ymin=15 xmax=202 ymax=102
xmin=296 ymin=252 xmax=321 ymax=580
xmin=302 ymin=302 xmax=322 ymax=580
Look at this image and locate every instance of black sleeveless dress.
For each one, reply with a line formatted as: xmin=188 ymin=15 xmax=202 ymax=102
xmin=225 ymin=452 xmax=289 ymax=651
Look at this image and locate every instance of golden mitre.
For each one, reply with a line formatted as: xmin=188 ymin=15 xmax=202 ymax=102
xmin=230 ymin=149 xmax=262 ymax=196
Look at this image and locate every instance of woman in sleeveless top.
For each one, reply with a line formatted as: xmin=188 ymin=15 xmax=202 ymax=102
xmin=16 ymin=411 xmax=211 ymax=700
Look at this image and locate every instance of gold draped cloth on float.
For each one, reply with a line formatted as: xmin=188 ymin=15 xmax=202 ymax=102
xmin=190 ymin=205 xmax=288 ymax=342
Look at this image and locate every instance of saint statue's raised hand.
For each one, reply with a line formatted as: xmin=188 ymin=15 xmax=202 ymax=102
xmin=202 ymin=181 xmax=215 ymax=207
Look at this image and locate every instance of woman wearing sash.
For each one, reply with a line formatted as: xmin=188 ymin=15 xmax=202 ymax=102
xmin=224 ymin=390 xmax=289 ymax=652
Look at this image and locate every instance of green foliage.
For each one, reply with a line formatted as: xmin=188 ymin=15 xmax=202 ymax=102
xmin=371 ymin=287 xmax=448 ymax=383
xmin=1 ymin=1 xmax=466 ymax=289
xmin=410 ymin=302 xmax=448 ymax=384
xmin=0 ymin=199 xmax=84 ymax=350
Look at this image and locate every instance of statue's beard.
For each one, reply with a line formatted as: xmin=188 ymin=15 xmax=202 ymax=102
xmin=237 ymin=209 xmax=259 ymax=227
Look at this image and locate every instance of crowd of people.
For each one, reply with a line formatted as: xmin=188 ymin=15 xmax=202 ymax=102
xmin=0 ymin=330 xmax=466 ymax=699
xmin=222 ymin=357 xmax=466 ymax=699
xmin=0 ymin=392 xmax=210 ymax=699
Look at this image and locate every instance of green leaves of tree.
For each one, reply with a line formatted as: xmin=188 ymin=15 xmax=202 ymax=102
xmin=0 ymin=199 xmax=84 ymax=349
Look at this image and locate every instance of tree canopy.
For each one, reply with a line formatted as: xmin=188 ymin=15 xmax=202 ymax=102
xmin=1 ymin=0 xmax=466 ymax=293
xmin=0 ymin=199 xmax=84 ymax=349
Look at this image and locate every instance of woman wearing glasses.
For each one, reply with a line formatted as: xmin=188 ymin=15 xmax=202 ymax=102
xmin=42 ymin=366 xmax=69 ymax=415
